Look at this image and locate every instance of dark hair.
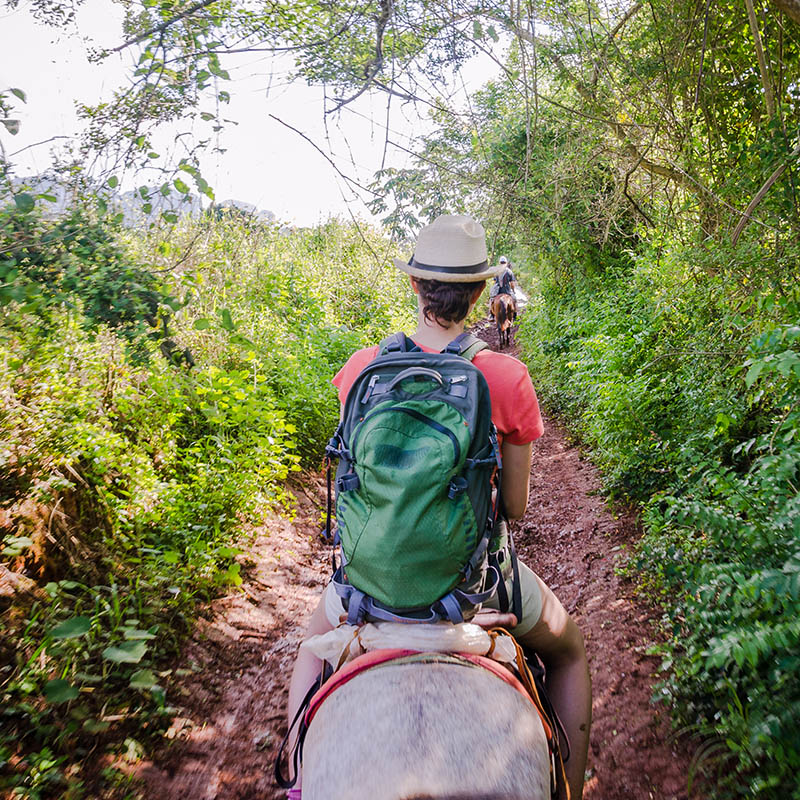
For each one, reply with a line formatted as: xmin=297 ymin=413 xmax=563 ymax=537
xmin=415 ymin=278 xmax=486 ymax=327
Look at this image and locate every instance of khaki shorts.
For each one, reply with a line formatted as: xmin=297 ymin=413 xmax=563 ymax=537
xmin=323 ymin=557 xmax=543 ymax=639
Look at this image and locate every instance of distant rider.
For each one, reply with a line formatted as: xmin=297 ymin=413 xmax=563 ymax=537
xmin=489 ymin=255 xmax=518 ymax=312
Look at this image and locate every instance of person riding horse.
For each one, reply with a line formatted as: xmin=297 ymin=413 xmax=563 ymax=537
xmin=489 ymin=256 xmax=517 ymax=302
xmin=286 ymin=218 xmax=591 ymax=799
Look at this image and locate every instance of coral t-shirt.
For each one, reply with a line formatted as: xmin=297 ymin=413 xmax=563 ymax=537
xmin=332 ymin=341 xmax=544 ymax=446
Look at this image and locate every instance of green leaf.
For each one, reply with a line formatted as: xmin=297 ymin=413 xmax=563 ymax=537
xmin=45 ymin=679 xmax=79 ymax=704
xmin=472 ymin=19 xmax=483 ymax=39
xmin=162 ymin=210 xmax=178 ymax=223
xmin=173 ymin=178 xmax=190 ymax=195
xmin=487 ymin=25 xmax=499 ymax=42
xmin=83 ymin=718 xmax=110 ymax=733
xmin=102 ymin=641 xmax=148 ymax=664
xmin=107 ymin=176 xmax=119 ymax=189
xmin=193 ymin=318 xmax=211 ymax=330
xmin=200 ymin=111 xmax=215 ymax=121
xmin=10 ymin=88 xmax=27 ymax=103
xmin=744 ymin=360 xmax=765 ymax=388
xmin=123 ymin=627 xmax=156 ymax=640
xmin=776 ymin=351 xmax=800 ymax=376
xmin=208 ymin=61 xmax=230 ymax=80
xmin=1 ymin=535 xmax=34 ymax=557
xmin=217 ymin=562 xmax=242 ymax=586
xmin=50 ymin=616 xmax=91 ymax=640
xmin=129 ymin=669 xmax=158 ymax=689
xmin=97 ymin=197 xmax=108 ymax=215
xmin=1 ymin=119 xmax=20 ymax=135
xmin=220 ymin=308 xmax=235 ymax=331
xmin=14 ymin=193 xmax=35 ymax=213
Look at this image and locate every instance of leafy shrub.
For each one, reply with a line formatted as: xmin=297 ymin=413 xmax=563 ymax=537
xmin=0 ymin=209 xmax=411 ymax=796
xmin=517 ymin=239 xmax=800 ymax=797
xmin=138 ymin=215 xmax=415 ymax=461
xmin=0 ymin=201 xmax=180 ymax=363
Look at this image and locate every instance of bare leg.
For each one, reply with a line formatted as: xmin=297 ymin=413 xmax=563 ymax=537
xmin=516 ymin=576 xmax=591 ymax=800
xmin=285 ymin=594 xmax=336 ymax=787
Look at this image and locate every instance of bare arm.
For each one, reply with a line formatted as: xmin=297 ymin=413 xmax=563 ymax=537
xmin=287 ymin=596 xmax=335 ymax=724
xmin=500 ymin=441 xmax=532 ymax=520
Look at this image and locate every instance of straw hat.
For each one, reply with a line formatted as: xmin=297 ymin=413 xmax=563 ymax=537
xmin=393 ymin=214 xmax=505 ymax=283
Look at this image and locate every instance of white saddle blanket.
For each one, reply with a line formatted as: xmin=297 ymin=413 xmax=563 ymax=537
xmin=303 ymin=622 xmax=517 ymax=668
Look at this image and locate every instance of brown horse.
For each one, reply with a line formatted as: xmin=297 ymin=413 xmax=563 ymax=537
xmin=490 ymin=293 xmax=517 ymax=348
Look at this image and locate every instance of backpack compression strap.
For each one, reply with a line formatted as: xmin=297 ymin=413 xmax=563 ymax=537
xmin=379 ymin=332 xmax=421 ymax=355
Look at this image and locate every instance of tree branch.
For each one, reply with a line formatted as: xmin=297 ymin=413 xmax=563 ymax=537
xmin=111 ymin=0 xmax=221 ymax=53
xmin=329 ymin=0 xmax=393 ymax=113
xmin=694 ymin=0 xmax=712 ymax=107
xmin=771 ymin=0 xmax=800 ymax=25
xmin=744 ymin=0 xmax=776 ymax=118
xmin=732 ymin=141 xmax=800 ymax=244
xmin=506 ymin=14 xmax=690 ymax=189
xmin=267 ymin=114 xmax=381 ymax=197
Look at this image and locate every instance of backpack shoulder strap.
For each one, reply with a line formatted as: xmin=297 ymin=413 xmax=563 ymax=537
xmin=443 ymin=332 xmax=488 ymax=362
xmin=379 ymin=332 xmax=420 ymax=355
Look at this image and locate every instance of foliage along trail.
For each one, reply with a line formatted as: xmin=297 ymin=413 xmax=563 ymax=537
xmin=132 ymin=318 xmax=692 ymax=800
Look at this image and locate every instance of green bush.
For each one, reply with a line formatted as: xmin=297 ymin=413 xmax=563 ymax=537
xmin=517 ymin=240 xmax=800 ymax=797
xmin=0 ymin=202 xmax=180 ymax=363
xmin=0 ymin=209 xmax=413 ymax=797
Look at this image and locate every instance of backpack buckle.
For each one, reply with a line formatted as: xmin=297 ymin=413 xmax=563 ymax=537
xmin=337 ymin=472 xmax=360 ymax=492
xmin=490 ymin=430 xmax=502 ymax=469
xmin=448 ymin=476 xmax=468 ymax=499
xmin=361 ymin=374 xmax=380 ymax=403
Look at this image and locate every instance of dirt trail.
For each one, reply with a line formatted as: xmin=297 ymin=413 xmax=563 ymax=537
xmin=137 ymin=321 xmax=691 ymax=800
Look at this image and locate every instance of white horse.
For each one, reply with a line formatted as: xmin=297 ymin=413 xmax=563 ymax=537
xmin=301 ymin=658 xmax=551 ymax=800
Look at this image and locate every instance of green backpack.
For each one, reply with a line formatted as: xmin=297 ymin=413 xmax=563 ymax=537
xmin=324 ymin=331 xmax=506 ymax=624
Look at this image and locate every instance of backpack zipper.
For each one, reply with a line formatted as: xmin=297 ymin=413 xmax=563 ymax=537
xmin=353 ymin=406 xmax=461 ymax=467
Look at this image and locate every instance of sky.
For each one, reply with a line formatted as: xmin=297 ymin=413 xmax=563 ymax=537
xmin=0 ymin=0 xmax=501 ymax=227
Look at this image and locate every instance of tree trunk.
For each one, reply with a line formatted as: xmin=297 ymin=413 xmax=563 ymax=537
xmin=771 ymin=0 xmax=800 ymax=25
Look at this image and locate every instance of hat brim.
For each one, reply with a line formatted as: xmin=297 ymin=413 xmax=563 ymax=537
xmin=393 ymin=257 xmax=504 ymax=283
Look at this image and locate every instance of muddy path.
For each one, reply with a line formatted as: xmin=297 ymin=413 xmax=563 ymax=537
xmin=136 ymin=320 xmax=692 ymax=800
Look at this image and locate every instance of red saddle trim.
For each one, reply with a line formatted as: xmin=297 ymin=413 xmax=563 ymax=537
xmin=304 ymin=648 xmax=552 ymax=741
xmin=305 ymin=649 xmax=417 ymax=726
